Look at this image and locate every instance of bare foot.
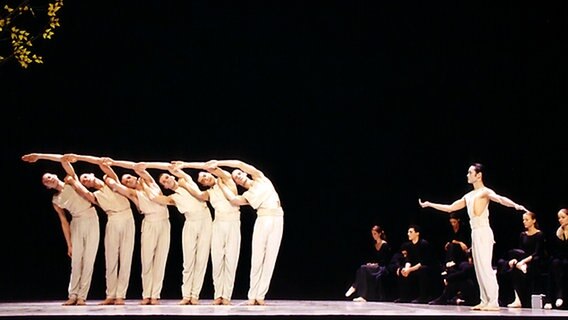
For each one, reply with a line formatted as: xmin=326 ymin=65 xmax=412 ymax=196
xmin=114 ymin=298 xmax=125 ymax=305
xmin=256 ymin=299 xmax=265 ymax=305
xmin=150 ymin=298 xmax=160 ymax=305
xmin=76 ymin=299 xmax=86 ymax=306
xmin=246 ymin=299 xmax=256 ymax=305
xmin=140 ymin=298 xmax=151 ymax=305
xmin=212 ymin=297 xmax=223 ymax=305
xmin=99 ymin=298 xmax=115 ymax=305
xmin=470 ymin=303 xmax=485 ymax=310
xmin=190 ymin=298 xmax=199 ymax=305
xmin=481 ymin=305 xmax=500 ymax=311
xmin=62 ymin=298 xmax=77 ymax=306
xmin=222 ymin=298 xmax=231 ymax=305
xmin=178 ymin=298 xmax=191 ymax=305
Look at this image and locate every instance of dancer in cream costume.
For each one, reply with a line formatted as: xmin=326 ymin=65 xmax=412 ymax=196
xmin=174 ymin=161 xmax=242 ymax=305
xmin=105 ymin=160 xmax=171 ymax=306
xmin=419 ymin=162 xmax=526 ymax=311
xmin=62 ymin=154 xmax=136 ymax=305
xmin=207 ymin=160 xmax=284 ymax=306
xmin=142 ymin=162 xmax=213 ymax=305
xmin=21 ymin=153 xmax=100 ymax=306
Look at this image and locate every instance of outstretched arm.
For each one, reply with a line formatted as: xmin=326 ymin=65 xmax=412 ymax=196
xmin=21 ymin=153 xmax=63 ymax=163
xmin=171 ymin=161 xmax=206 ymax=170
xmin=207 ymin=160 xmax=263 ymax=179
xmin=486 ymin=189 xmax=527 ymax=211
xmin=418 ymin=198 xmax=466 ymax=213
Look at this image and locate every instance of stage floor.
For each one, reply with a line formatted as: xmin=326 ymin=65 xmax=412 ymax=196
xmin=0 ymin=299 xmax=566 ymax=319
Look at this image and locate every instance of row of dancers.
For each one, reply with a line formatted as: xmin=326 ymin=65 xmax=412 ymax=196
xmin=21 ymin=153 xmax=284 ymax=306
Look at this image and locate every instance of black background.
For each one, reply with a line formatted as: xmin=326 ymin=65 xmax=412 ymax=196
xmin=2 ymin=1 xmax=567 ymax=302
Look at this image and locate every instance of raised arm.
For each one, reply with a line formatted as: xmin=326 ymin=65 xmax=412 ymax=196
xmin=60 ymin=154 xmax=80 ymax=179
xmin=64 ymin=175 xmax=98 ymax=205
xmin=133 ymin=162 xmax=159 ymax=188
xmin=99 ymin=157 xmax=120 ymax=182
xmin=418 ymin=197 xmax=466 ymax=213
xmin=217 ymin=178 xmax=249 ymax=206
xmin=208 ymin=160 xmax=263 ymax=179
xmin=104 ymin=175 xmax=139 ymax=206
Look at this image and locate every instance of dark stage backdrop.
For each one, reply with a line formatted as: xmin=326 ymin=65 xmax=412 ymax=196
xmin=2 ymin=1 xmax=567 ymax=302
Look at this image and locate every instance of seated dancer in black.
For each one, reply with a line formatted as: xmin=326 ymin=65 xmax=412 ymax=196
xmin=497 ymin=211 xmax=546 ymax=308
xmin=345 ymin=225 xmax=393 ymax=302
xmin=442 ymin=212 xmax=471 ymax=274
xmin=429 ymin=249 xmax=480 ymax=306
xmin=393 ymin=225 xmax=440 ymax=304
xmin=544 ymin=208 xmax=568 ymax=310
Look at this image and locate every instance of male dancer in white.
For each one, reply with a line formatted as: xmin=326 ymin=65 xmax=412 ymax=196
xmin=141 ymin=161 xmax=213 ymax=305
xmin=419 ymin=162 xmax=527 ymax=311
xmin=21 ymin=153 xmax=100 ymax=306
xmin=105 ymin=159 xmax=171 ymax=305
xmin=173 ymin=160 xmax=242 ymax=305
xmin=208 ymin=159 xmax=284 ymax=306
xmin=62 ymin=154 xmax=136 ymax=305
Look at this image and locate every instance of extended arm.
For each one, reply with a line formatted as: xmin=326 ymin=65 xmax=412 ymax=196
xmin=21 ymin=153 xmax=63 ymax=163
xmin=418 ymin=198 xmax=466 ymax=213
xmin=486 ymin=189 xmax=527 ymax=211
xmin=208 ymin=159 xmax=263 ymax=179
xmin=171 ymin=161 xmax=206 ymax=170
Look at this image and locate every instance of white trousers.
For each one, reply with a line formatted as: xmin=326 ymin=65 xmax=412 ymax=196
xmin=248 ymin=215 xmax=284 ymax=301
xmin=140 ymin=218 xmax=171 ymax=299
xmin=181 ymin=217 xmax=212 ymax=299
xmin=471 ymin=226 xmax=499 ymax=307
xmin=211 ymin=219 xmax=241 ymax=300
xmin=104 ymin=214 xmax=135 ymax=299
xmin=68 ymin=213 xmax=100 ymax=300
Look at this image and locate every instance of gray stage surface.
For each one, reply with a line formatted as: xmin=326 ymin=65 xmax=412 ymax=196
xmin=0 ymin=299 xmax=566 ymax=319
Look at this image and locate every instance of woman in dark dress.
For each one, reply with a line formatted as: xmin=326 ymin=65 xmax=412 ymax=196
xmin=345 ymin=225 xmax=393 ymax=302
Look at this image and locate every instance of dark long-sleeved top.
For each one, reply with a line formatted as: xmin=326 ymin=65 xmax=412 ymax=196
xmin=406 ymin=238 xmax=436 ymax=267
xmin=365 ymin=241 xmax=393 ymax=267
xmin=549 ymin=230 xmax=568 ymax=260
xmin=517 ymin=231 xmax=545 ymax=264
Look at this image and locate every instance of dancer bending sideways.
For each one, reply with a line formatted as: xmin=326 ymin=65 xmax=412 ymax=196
xmin=206 ymin=159 xmax=284 ymax=306
xmin=418 ymin=162 xmax=527 ymax=311
xmin=21 ymin=153 xmax=100 ymax=306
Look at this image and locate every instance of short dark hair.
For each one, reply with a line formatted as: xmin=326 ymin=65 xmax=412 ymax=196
xmin=470 ymin=162 xmax=484 ymax=174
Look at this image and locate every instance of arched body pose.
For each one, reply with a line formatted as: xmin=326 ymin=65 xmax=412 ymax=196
xmin=173 ymin=160 xmax=242 ymax=305
xmin=419 ymin=163 xmax=527 ymax=311
xmin=63 ymin=154 xmax=136 ymax=305
xmin=142 ymin=161 xmax=213 ymax=305
xmin=21 ymin=153 xmax=100 ymax=306
xmin=207 ymin=160 xmax=284 ymax=306
xmin=104 ymin=159 xmax=171 ymax=305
